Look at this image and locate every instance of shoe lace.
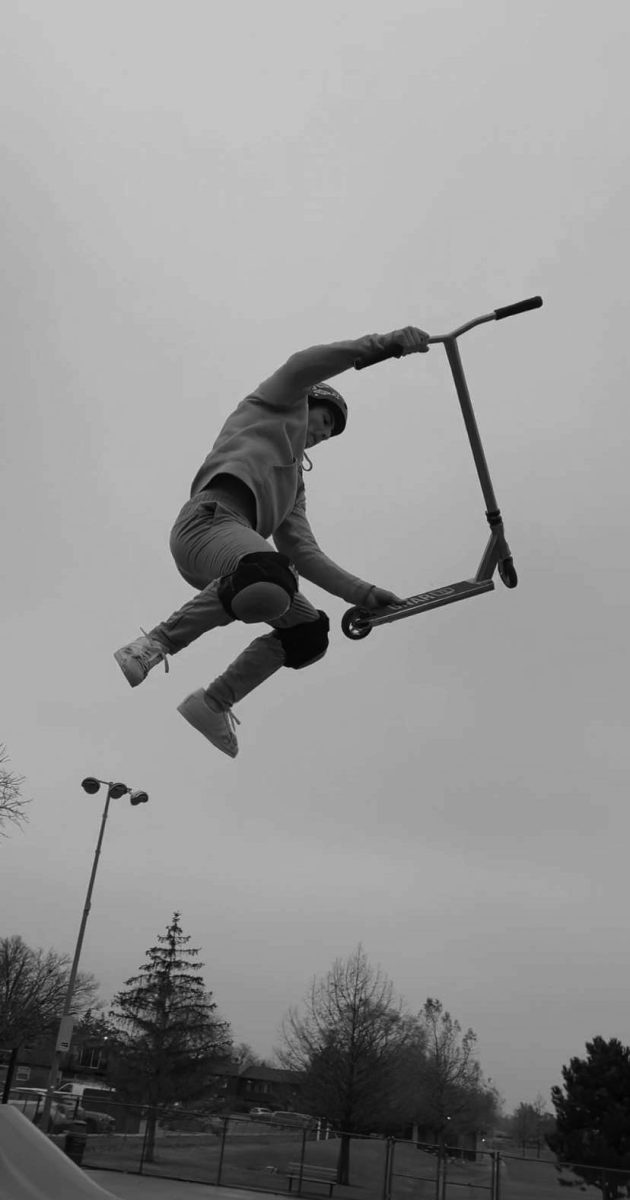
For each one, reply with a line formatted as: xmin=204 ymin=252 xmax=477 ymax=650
xmin=225 ymin=709 xmax=241 ymax=733
xmin=140 ymin=627 xmax=169 ymax=674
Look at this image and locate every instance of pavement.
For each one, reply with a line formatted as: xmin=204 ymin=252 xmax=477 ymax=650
xmin=86 ymin=1174 xmax=271 ymax=1200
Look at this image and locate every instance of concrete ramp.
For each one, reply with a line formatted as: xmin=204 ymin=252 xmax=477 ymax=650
xmin=0 ymin=1105 xmax=120 ymax=1200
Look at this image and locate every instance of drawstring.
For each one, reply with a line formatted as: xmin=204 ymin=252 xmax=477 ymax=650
xmin=302 ymin=452 xmax=313 ymax=472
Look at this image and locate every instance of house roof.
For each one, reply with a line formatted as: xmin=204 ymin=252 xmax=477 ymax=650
xmin=241 ymin=1066 xmax=302 ymax=1084
xmin=208 ymin=1060 xmax=303 ymax=1084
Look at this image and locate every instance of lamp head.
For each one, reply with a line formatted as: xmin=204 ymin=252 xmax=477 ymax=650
xmin=108 ymin=782 xmax=129 ymax=799
xmin=129 ymin=790 xmax=149 ymax=806
xmin=81 ymin=777 xmax=101 ymax=795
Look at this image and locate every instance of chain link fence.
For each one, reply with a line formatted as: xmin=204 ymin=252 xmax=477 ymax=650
xmin=9 ymin=1099 xmax=630 ymax=1200
xmin=387 ymin=1138 xmax=630 ymax=1200
xmin=82 ymin=1105 xmax=336 ymax=1188
xmin=387 ymin=1138 xmax=499 ymax=1200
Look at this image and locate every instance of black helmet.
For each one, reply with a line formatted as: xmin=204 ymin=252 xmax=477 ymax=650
xmin=307 ymin=383 xmax=348 ymax=437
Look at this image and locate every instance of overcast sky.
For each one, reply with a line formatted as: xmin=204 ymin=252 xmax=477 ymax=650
xmin=2 ymin=0 xmax=629 ymax=1114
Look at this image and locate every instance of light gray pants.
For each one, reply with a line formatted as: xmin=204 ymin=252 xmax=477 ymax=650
xmin=150 ymin=494 xmax=321 ymax=709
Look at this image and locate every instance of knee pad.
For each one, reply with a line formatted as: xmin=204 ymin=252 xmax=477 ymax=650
xmin=218 ymin=552 xmax=298 ymax=623
xmin=274 ymin=610 xmax=330 ymax=669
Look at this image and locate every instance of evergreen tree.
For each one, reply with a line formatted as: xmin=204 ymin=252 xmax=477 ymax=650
xmin=549 ymin=1036 xmax=630 ymax=1199
xmin=110 ymin=912 xmax=232 ymax=1161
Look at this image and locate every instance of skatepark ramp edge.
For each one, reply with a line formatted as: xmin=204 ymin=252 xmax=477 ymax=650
xmin=0 ymin=1104 xmax=120 ymax=1200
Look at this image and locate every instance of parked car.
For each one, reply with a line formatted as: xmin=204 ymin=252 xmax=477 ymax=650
xmin=9 ymin=1088 xmax=73 ymax=1132
xmin=56 ymin=1082 xmax=117 ymax=1130
xmin=55 ymin=1081 xmax=114 ymax=1099
xmin=53 ymin=1089 xmax=116 ymax=1133
xmin=250 ymin=1107 xmax=272 ymax=1118
xmin=271 ymin=1111 xmax=316 ymax=1129
xmin=70 ymin=1104 xmax=115 ymax=1134
xmin=84 ymin=1109 xmax=116 ymax=1133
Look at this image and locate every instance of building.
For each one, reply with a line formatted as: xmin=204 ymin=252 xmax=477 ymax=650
xmin=208 ymin=1062 xmax=305 ymax=1113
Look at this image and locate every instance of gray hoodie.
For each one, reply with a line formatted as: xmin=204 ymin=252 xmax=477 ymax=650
xmin=189 ymin=332 xmax=392 ymax=606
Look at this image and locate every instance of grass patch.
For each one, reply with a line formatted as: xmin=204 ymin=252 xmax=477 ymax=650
xmin=83 ymin=1129 xmax=609 ymax=1200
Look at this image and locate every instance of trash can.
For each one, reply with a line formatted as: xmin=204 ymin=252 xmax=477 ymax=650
xmin=64 ymin=1120 xmax=88 ymax=1165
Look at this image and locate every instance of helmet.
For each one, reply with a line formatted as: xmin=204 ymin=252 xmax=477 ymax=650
xmin=307 ymin=383 xmax=348 ymax=437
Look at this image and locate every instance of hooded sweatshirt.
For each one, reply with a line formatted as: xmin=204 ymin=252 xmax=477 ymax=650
xmin=190 ymin=332 xmax=392 ymax=606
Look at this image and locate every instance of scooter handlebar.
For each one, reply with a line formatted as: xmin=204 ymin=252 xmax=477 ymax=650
xmin=494 ymin=295 xmax=543 ymax=320
xmin=354 ymin=295 xmax=543 ymax=365
xmin=426 ymin=294 xmax=543 ymax=344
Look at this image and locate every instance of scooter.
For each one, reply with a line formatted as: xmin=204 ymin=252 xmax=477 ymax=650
xmin=341 ymin=295 xmax=543 ymax=641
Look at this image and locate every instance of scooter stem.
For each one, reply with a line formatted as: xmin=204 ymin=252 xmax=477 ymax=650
xmin=442 ymin=337 xmax=499 ymax=515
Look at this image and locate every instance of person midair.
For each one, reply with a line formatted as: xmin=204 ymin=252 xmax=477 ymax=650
xmin=114 ymin=325 xmax=429 ymax=756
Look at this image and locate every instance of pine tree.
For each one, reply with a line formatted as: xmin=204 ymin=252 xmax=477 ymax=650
xmin=110 ymin=912 xmax=231 ymax=1161
xmin=549 ymin=1037 xmax=630 ymax=1199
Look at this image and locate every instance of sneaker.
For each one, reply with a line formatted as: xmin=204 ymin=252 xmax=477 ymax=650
xmin=114 ymin=629 xmax=170 ymax=687
xmin=177 ymin=689 xmax=240 ymax=758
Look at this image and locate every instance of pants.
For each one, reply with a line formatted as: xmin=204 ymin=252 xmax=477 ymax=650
xmin=149 ymin=493 xmax=321 ymax=709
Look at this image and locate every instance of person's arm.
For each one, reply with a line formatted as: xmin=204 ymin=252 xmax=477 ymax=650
xmin=254 ymin=327 xmax=428 ymax=410
xmin=274 ymin=479 xmax=397 ymax=607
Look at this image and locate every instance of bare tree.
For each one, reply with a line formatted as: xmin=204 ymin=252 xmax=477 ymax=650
xmin=412 ymin=998 xmax=495 ymax=1144
xmin=0 ymin=745 xmax=30 ymax=836
xmin=0 ymin=934 xmax=99 ymax=1048
xmin=279 ymin=945 xmax=413 ymax=1183
xmin=510 ymin=1095 xmax=550 ymax=1154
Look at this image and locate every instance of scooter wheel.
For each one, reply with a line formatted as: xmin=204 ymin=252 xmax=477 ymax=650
xmin=341 ymin=607 xmax=372 ymax=640
xmin=499 ymin=557 xmax=518 ymax=589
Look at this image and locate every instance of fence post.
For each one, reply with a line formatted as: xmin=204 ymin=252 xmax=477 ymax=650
xmin=441 ymin=1150 xmax=448 ymax=1200
xmin=495 ymin=1151 xmax=502 ymax=1200
xmin=138 ymin=1107 xmax=151 ymax=1175
xmin=296 ymin=1126 xmax=307 ymax=1194
xmin=1 ymin=1049 xmax=18 ymax=1102
xmin=434 ymin=1148 xmax=442 ymax=1200
xmin=381 ymin=1138 xmax=394 ymax=1200
xmin=216 ymin=1116 xmax=228 ymax=1185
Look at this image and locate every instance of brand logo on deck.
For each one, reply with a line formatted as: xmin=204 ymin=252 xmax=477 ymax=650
xmin=395 ymin=587 xmax=455 ymax=609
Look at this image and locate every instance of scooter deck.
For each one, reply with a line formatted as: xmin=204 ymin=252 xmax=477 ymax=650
xmin=342 ymin=578 xmax=494 ymax=639
xmin=371 ymin=578 xmax=494 ymax=625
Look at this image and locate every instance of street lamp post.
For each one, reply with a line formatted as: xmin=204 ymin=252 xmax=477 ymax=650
xmin=40 ymin=777 xmax=148 ymax=1132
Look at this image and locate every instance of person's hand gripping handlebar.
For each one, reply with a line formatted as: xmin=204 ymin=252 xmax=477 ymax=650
xmin=354 ymin=326 xmax=430 ymax=369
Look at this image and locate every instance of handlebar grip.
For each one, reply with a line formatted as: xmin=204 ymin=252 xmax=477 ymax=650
xmin=494 ymin=295 xmax=543 ymax=320
xmin=354 ymin=343 xmax=404 ymax=371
